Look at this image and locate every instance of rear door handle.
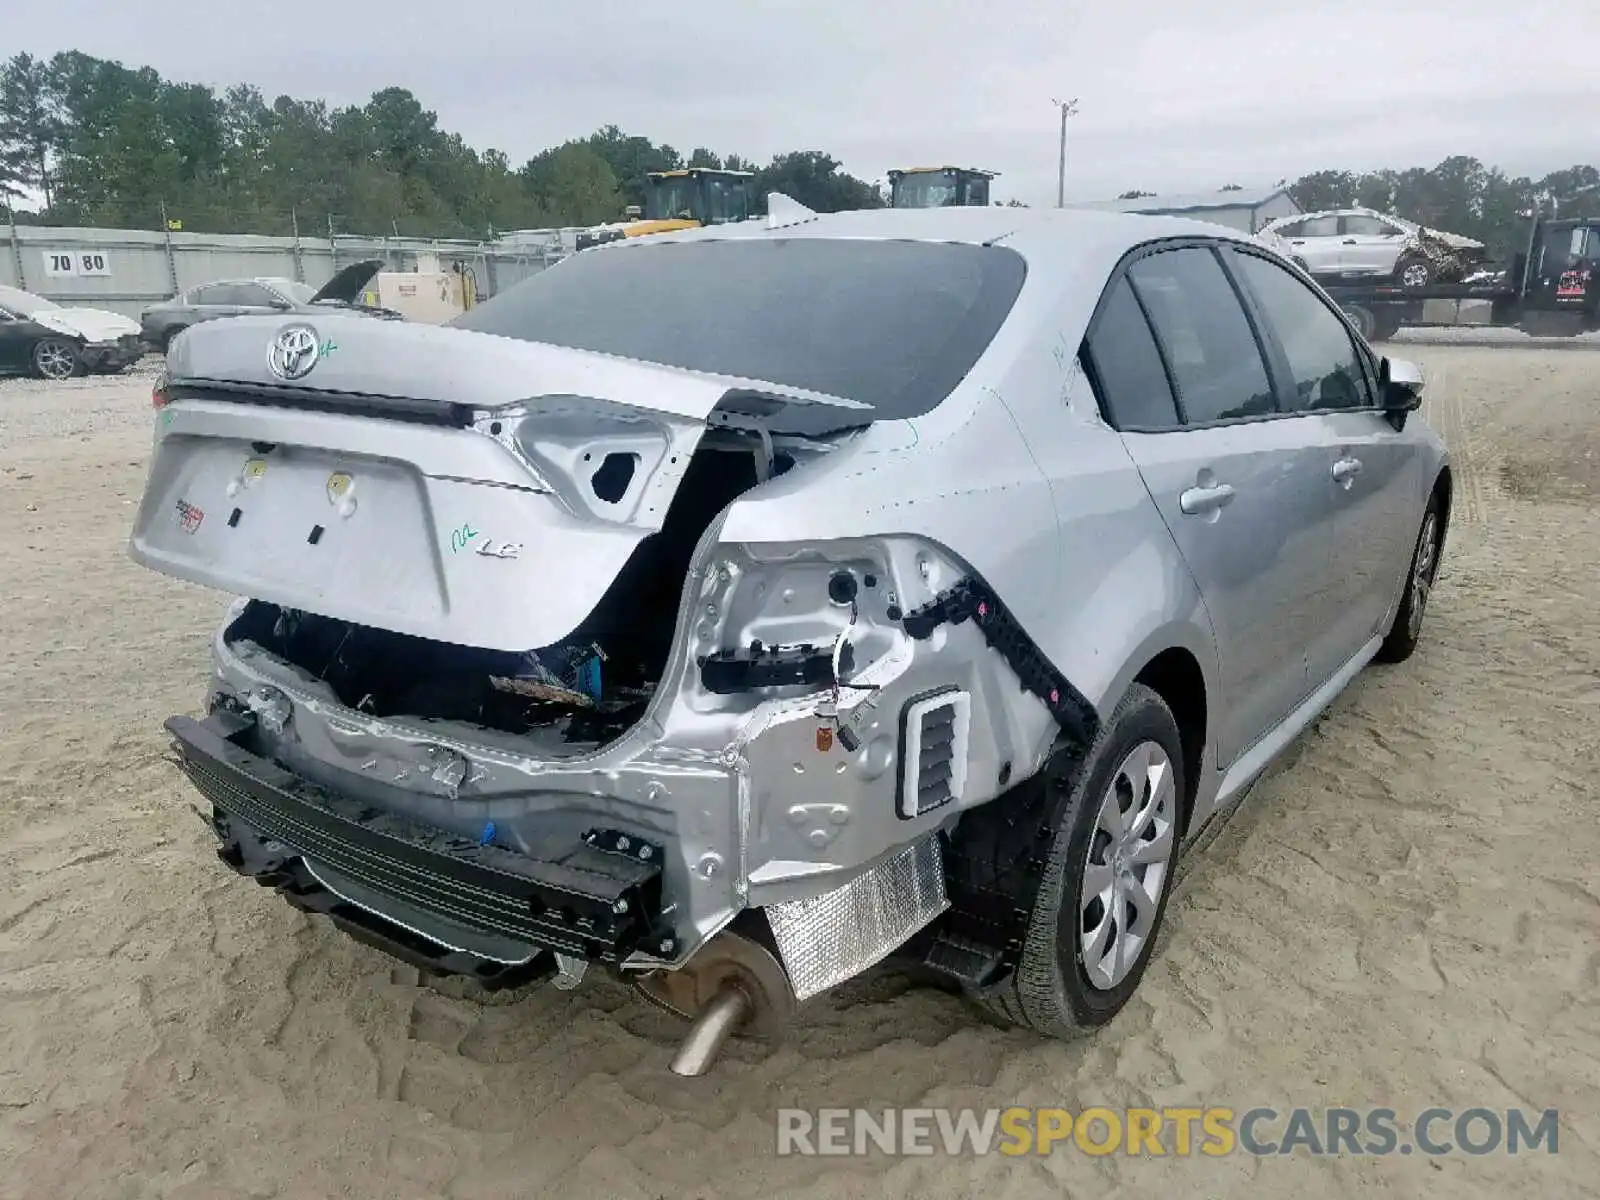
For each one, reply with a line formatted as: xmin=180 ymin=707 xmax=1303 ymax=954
xmin=1332 ymin=456 xmax=1363 ymax=483
xmin=1179 ymin=483 xmax=1236 ymax=515
xmin=1342 ymin=238 xmax=1358 ymax=245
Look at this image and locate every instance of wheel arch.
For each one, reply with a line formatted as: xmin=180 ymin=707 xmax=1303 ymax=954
xmin=1131 ymin=646 xmax=1207 ymax=838
xmin=1431 ymin=463 xmax=1453 ymax=553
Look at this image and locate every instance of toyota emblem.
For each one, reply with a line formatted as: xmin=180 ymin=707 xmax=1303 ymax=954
xmin=267 ymin=324 xmax=321 ymax=381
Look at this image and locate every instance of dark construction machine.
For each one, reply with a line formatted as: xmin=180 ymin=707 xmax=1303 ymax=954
xmin=1326 ymin=212 xmax=1600 ymax=341
xmin=888 ymin=167 xmax=998 ymax=208
xmin=575 ymin=167 xmax=757 ymax=251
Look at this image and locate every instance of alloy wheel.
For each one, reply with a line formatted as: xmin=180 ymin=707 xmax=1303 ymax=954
xmin=34 ymin=339 xmax=77 ymax=380
xmin=1079 ymin=739 xmax=1177 ymax=990
xmin=1407 ymin=511 xmax=1439 ymax=639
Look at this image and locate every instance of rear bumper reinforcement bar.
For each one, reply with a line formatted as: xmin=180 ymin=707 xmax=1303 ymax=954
xmin=165 ymin=711 xmax=668 ymax=967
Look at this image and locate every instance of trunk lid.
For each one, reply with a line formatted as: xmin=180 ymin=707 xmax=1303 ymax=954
xmin=310 ymin=259 xmax=385 ymax=304
xmin=129 ymin=315 xmax=840 ymax=651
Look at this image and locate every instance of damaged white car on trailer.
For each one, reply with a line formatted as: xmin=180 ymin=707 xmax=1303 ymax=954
xmin=130 ymin=198 xmax=1449 ymax=1074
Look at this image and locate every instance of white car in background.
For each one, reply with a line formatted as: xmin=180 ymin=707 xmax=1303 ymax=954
xmin=1260 ymin=207 xmax=1487 ymax=290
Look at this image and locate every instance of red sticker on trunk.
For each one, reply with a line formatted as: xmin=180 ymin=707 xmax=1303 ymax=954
xmin=176 ymin=499 xmax=204 ymax=534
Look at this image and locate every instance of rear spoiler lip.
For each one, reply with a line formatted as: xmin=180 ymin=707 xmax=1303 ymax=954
xmin=165 ymin=372 xmax=877 ymax=436
xmin=166 ymin=379 xmax=475 ymax=427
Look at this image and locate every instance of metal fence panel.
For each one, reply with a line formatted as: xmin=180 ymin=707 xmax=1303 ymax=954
xmin=2 ymin=220 xmax=564 ymax=318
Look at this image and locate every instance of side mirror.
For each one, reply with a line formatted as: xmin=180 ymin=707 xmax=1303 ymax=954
xmin=1379 ymin=357 xmax=1425 ymax=413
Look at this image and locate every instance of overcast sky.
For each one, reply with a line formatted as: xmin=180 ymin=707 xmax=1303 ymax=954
xmin=15 ymin=0 xmax=1597 ymax=205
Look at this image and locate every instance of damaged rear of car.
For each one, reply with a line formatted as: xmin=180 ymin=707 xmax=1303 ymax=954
xmin=133 ymin=222 xmax=1116 ymax=1069
xmin=132 ymin=208 xmax=1449 ymax=1073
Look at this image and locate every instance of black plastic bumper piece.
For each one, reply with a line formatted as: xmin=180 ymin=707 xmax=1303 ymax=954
xmin=698 ymin=639 xmax=854 ymax=694
xmin=227 ymin=842 xmax=557 ymax=991
xmin=899 ymin=576 xmax=1100 ymax=748
xmin=165 ymin=711 xmax=666 ymax=967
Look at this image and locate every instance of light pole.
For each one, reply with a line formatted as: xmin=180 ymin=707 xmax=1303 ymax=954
xmin=1052 ymin=97 xmax=1079 ymax=208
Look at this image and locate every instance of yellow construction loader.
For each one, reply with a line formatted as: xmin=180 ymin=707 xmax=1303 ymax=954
xmin=888 ymin=166 xmax=998 ymax=208
xmin=575 ymin=167 xmax=757 ymax=250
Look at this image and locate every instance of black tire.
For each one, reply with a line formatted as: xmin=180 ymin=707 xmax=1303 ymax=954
xmin=30 ymin=337 xmax=83 ymax=381
xmin=1376 ymin=492 xmax=1443 ymax=663
xmin=976 ymin=683 xmax=1185 ymax=1038
xmin=1395 ymin=253 xmax=1434 ymax=291
xmin=1370 ymin=313 xmax=1402 ymax=342
xmin=1345 ymin=304 xmax=1376 ymax=341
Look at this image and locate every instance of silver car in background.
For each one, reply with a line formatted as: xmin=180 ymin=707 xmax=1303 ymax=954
xmin=1261 ymin=206 xmax=1488 ymax=289
xmin=128 ymin=204 xmax=1449 ymax=1074
xmin=137 ymin=260 xmax=398 ymax=352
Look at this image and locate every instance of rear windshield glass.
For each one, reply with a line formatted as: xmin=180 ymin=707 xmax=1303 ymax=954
xmin=451 ymin=238 xmax=1028 ymax=420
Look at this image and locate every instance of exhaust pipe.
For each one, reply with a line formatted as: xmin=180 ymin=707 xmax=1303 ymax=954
xmin=669 ymin=983 xmax=753 ymax=1076
xmin=633 ymin=927 xmax=795 ymax=1077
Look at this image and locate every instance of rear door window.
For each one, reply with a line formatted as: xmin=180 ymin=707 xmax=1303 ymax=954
xmin=1341 ymin=215 xmax=1391 ymax=236
xmin=230 ymin=283 xmax=280 ymax=307
xmin=1127 ymin=247 xmax=1276 ymax=424
xmin=1229 ymin=250 xmax=1374 ymax=412
xmin=1082 ymin=277 xmax=1180 ymax=429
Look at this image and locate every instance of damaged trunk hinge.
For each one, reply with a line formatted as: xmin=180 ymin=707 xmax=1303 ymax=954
xmin=899 ymin=577 xmax=1099 ymax=748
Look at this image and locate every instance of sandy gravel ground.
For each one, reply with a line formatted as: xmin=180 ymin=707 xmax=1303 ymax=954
xmin=1 ymin=347 xmax=1596 ymax=1199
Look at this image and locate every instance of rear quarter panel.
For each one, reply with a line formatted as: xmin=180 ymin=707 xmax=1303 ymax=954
xmin=717 ymin=254 xmax=1220 ymax=751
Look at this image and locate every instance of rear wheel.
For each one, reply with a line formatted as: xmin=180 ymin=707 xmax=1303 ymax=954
xmin=31 ymin=338 xmax=82 ymax=380
xmin=1376 ymin=493 xmax=1443 ymax=663
xmin=1370 ymin=312 xmax=1402 ymax=342
xmin=976 ymin=683 xmax=1184 ymax=1037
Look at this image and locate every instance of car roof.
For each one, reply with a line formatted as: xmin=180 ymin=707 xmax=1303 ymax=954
xmin=0 ymin=282 xmax=49 ymax=310
xmin=1268 ymin=207 xmax=1395 ymax=223
xmin=185 ymin=277 xmax=297 ymax=291
xmin=553 ymin=208 xmax=1283 ymax=378
xmin=621 ymin=204 xmax=1257 ymax=265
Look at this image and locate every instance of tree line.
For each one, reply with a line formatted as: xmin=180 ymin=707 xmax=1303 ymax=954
xmin=2 ymin=50 xmax=1597 ymax=256
xmin=0 ymin=51 xmax=881 ymax=237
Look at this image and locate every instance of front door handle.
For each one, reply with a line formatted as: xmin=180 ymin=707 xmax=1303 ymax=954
xmin=1179 ymin=482 xmax=1236 ymax=515
xmin=1342 ymin=238 xmax=1358 ymax=245
xmin=1332 ymin=456 xmax=1363 ymax=483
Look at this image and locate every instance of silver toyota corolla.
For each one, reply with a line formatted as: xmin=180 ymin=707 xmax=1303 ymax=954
xmin=128 ymin=202 xmax=1449 ymax=1074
